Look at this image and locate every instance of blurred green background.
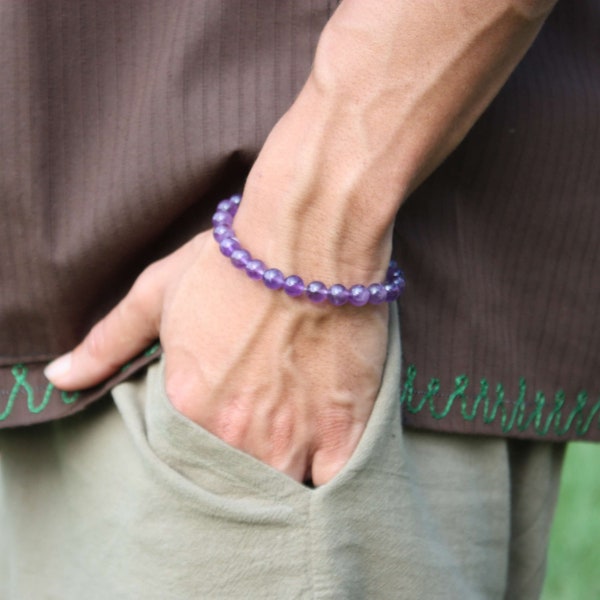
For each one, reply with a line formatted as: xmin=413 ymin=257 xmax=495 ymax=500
xmin=541 ymin=443 xmax=600 ymax=599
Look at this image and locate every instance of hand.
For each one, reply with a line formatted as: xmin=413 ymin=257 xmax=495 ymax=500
xmin=45 ymin=229 xmax=389 ymax=486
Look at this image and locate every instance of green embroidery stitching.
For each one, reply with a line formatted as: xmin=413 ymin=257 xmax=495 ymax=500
xmin=11 ymin=364 xmax=39 ymax=414
xmin=29 ymin=381 xmax=54 ymax=414
xmin=0 ymin=366 xmax=25 ymax=420
xmin=1 ymin=342 xmax=160 ymax=421
xmin=579 ymin=393 xmax=600 ymax=436
xmin=0 ymin=365 xmax=66 ymax=419
xmin=144 ymin=342 xmax=161 ymax=356
xmin=401 ymin=365 xmax=600 ymax=437
xmin=458 ymin=375 xmax=477 ymax=421
xmin=400 ymin=365 xmax=420 ymax=413
xmin=501 ymin=379 xmax=527 ymax=433
xmin=61 ymin=390 xmax=80 ymax=405
xmin=550 ymin=390 xmax=568 ymax=435
xmin=120 ymin=341 xmax=161 ymax=373
xmin=427 ymin=379 xmax=452 ymax=419
xmin=10 ymin=365 xmax=34 ymax=409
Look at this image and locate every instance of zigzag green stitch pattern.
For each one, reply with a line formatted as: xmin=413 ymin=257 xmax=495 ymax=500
xmin=29 ymin=380 xmax=54 ymax=414
xmin=0 ymin=366 xmax=26 ymax=420
xmin=400 ymin=365 xmax=600 ymax=437
xmin=0 ymin=365 xmax=68 ymax=419
xmin=1 ymin=343 xmax=160 ymax=421
xmin=61 ymin=390 xmax=80 ymax=405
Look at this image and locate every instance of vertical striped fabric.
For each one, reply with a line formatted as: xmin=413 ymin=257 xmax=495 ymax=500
xmin=0 ymin=0 xmax=599 ymax=440
xmin=0 ymin=0 xmax=336 ymax=426
xmin=395 ymin=0 xmax=600 ymax=439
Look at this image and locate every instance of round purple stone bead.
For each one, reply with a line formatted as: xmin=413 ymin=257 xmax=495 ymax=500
xmin=387 ymin=260 xmax=399 ymax=274
xmin=219 ymin=237 xmax=240 ymax=257
xmin=217 ymin=199 xmax=238 ymax=216
xmin=216 ymin=199 xmax=233 ymax=213
xmin=389 ymin=269 xmax=405 ymax=283
xmin=245 ymin=259 xmax=266 ymax=280
xmin=349 ymin=284 xmax=370 ymax=307
xmin=263 ymin=268 xmax=285 ymax=290
xmin=306 ymin=281 xmax=328 ymax=303
xmin=367 ymin=283 xmax=387 ymax=305
xmin=230 ymin=249 xmax=251 ymax=269
xmin=329 ymin=284 xmax=349 ymax=306
xmin=212 ymin=195 xmax=406 ymax=306
xmin=284 ymin=275 xmax=305 ymax=297
xmin=212 ymin=210 xmax=233 ymax=228
xmin=384 ymin=281 xmax=402 ymax=301
xmin=213 ymin=224 xmax=234 ymax=243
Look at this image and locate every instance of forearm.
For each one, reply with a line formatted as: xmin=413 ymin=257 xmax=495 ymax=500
xmin=236 ymin=0 xmax=556 ymax=284
xmin=313 ymin=0 xmax=554 ymax=197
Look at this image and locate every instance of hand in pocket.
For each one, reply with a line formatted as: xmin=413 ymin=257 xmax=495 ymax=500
xmin=44 ymin=230 xmax=389 ymax=486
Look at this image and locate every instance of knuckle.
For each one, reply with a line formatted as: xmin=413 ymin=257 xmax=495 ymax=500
xmin=84 ymin=320 xmax=110 ymax=362
xmin=114 ymin=283 xmax=157 ymax=336
xmin=127 ymin=277 xmax=153 ymax=314
xmin=135 ymin=262 xmax=161 ymax=294
xmin=269 ymin=409 xmax=296 ymax=456
xmin=212 ymin=398 xmax=252 ymax=447
xmin=82 ymin=319 xmax=126 ymax=373
xmin=128 ymin=269 xmax=163 ymax=327
xmin=112 ymin=296 xmax=140 ymax=331
xmin=214 ymin=418 xmax=245 ymax=449
xmin=127 ymin=262 xmax=163 ymax=312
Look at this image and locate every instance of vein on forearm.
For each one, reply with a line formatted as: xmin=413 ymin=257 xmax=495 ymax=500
xmin=308 ymin=0 xmax=557 ymax=207
xmin=237 ymin=0 xmax=557 ymax=281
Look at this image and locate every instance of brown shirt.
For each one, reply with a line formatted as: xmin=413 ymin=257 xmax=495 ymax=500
xmin=1 ymin=1 xmax=599 ymax=441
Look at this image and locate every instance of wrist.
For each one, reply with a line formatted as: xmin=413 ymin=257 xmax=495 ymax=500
xmin=235 ymin=179 xmax=395 ymax=289
xmin=235 ymin=86 xmax=402 ymax=286
xmin=213 ymin=195 xmax=404 ymax=306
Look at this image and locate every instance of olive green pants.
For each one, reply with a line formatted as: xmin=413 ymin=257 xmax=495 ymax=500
xmin=0 ymin=313 xmax=563 ymax=599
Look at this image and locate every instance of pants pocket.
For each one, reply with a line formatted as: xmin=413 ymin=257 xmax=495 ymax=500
xmin=110 ymin=305 xmax=410 ymax=599
xmin=112 ymin=357 xmax=316 ymax=599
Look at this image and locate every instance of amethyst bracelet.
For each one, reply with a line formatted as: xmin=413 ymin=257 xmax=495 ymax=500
xmin=212 ymin=195 xmax=405 ymax=307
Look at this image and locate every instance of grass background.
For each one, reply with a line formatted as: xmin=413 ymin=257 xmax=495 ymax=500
xmin=541 ymin=442 xmax=600 ymax=599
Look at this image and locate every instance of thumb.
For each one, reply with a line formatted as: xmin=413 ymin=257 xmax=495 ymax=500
xmin=44 ymin=262 xmax=168 ymax=390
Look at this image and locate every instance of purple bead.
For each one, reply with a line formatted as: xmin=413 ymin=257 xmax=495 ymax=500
xmin=306 ymin=281 xmax=328 ymax=303
xmin=217 ymin=199 xmax=238 ymax=216
xmin=368 ymin=283 xmax=387 ymax=304
xmin=349 ymin=284 xmax=370 ymax=307
xmin=389 ymin=268 xmax=404 ymax=282
xmin=329 ymin=284 xmax=349 ymax=306
xmin=284 ymin=275 xmax=305 ymax=297
xmin=384 ymin=281 xmax=402 ymax=301
xmin=212 ymin=210 xmax=233 ymax=228
xmin=230 ymin=249 xmax=251 ymax=268
xmin=245 ymin=259 xmax=266 ymax=280
xmin=219 ymin=237 xmax=240 ymax=257
xmin=211 ymin=198 xmax=406 ymax=307
xmin=213 ymin=224 xmax=234 ymax=243
xmin=263 ymin=268 xmax=285 ymax=290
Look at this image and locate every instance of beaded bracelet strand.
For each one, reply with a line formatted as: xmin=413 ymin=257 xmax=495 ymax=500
xmin=212 ymin=195 xmax=405 ymax=307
